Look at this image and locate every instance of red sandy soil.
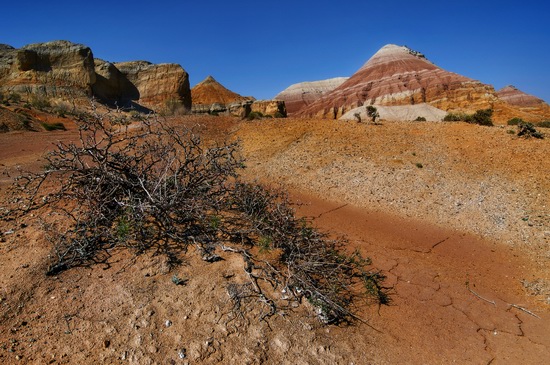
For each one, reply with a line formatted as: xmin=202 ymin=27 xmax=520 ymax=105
xmin=0 ymin=112 xmax=549 ymax=364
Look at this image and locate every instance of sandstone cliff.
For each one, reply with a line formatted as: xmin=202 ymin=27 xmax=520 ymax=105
xmin=297 ymin=44 xmax=498 ymax=119
xmin=274 ymin=77 xmax=348 ymax=116
xmin=114 ymin=61 xmax=191 ymax=110
xmin=92 ymin=58 xmax=139 ymax=104
xmin=0 ymin=40 xmax=191 ymax=111
xmin=0 ymin=40 xmax=95 ymax=98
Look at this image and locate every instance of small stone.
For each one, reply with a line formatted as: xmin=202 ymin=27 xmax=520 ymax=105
xmin=178 ymin=349 xmax=186 ymax=359
xmin=165 ymin=320 xmax=172 ymax=327
xmin=104 ymin=340 xmax=111 ymax=348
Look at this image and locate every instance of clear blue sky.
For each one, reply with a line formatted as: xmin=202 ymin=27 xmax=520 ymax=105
xmin=2 ymin=0 xmax=549 ymax=102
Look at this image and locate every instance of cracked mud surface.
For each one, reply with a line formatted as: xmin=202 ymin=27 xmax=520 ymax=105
xmin=1 ymin=115 xmax=549 ymax=363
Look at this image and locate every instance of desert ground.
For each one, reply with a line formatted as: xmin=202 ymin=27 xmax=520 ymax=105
xmin=1 ymin=110 xmax=549 ymax=364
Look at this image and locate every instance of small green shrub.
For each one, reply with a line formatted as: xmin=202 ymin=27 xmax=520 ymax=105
xmin=414 ymin=116 xmax=427 ymax=121
xmin=366 ymin=105 xmax=379 ymax=124
xmin=0 ymin=123 xmax=9 ymax=133
xmin=415 ymin=162 xmax=423 ymax=168
xmin=247 ymin=111 xmax=264 ymax=120
xmin=16 ymin=114 xmax=33 ymax=130
xmin=443 ymin=112 xmax=471 ymax=122
xmin=537 ymin=120 xmax=550 ymax=128
xmin=274 ymin=111 xmax=285 ymax=118
xmin=471 ymin=109 xmax=493 ymax=126
xmin=507 ymin=117 xmax=524 ymax=126
xmin=30 ymin=95 xmax=52 ymax=110
xmin=41 ymin=122 xmax=66 ymax=131
xmin=517 ymin=122 xmax=543 ymax=139
xmin=8 ymin=92 xmax=22 ymax=104
xmin=52 ymin=105 xmax=69 ymax=118
xmin=443 ymin=109 xmax=493 ymax=126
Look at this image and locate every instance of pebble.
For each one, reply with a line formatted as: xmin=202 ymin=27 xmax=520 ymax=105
xmin=178 ymin=348 xmax=186 ymax=359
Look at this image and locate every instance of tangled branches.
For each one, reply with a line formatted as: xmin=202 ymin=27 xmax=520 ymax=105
xmin=11 ymin=111 xmax=242 ymax=274
xmin=229 ymin=183 xmax=388 ymax=323
xmin=7 ymin=110 xmax=387 ymax=324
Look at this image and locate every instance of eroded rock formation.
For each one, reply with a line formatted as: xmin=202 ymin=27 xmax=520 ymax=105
xmin=0 ymin=40 xmax=95 ymax=97
xmin=190 ymin=75 xmax=284 ymax=118
xmin=0 ymin=40 xmax=191 ymax=111
xmin=114 ymin=61 xmax=190 ymax=110
xmin=274 ymin=77 xmax=348 ymax=116
xmin=191 ymin=75 xmax=252 ymax=106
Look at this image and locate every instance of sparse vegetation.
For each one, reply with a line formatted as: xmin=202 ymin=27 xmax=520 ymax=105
xmin=41 ymin=122 xmax=66 ymax=131
xmin=273 ymin=111 xmax=285 ymax=118
xmin=162 ymin=98 xmax=188 ymax=116
xmin=471 ymin=109 xmax=493 ymax=126
xmin=366 ymin=105 xmax=379 ymax=124
xmin=415 ymin=162 xmax=423 ymax=168
xmin=537 ymin=120 xmax=550 ymax=128
xmin=1 ymin=91 xmax=22 ymax=106
xmin=414 ymin=116 xmax=426 ymax=121
xmin=443 ymin=109 xmax=493 ymax=126
xmin=507 ymin=117 xmax=524 ymax=126
xmin=30 ymin=94 xmax=52 ymax=111
xmin=517 ymin=121 xmax=544 ymax=139
xmin=6 ymin=110 xmax=386 ymax=325
xmin=443 ymin=112 xmax=471 ymax=122
xmin=247 ymin=111 xmax=264 ymax=120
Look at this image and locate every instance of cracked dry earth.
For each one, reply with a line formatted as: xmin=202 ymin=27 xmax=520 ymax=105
xmin=0 ymin=114 xmax=549 ymax=364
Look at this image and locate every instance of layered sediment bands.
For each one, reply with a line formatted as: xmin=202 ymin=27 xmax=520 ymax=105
xmin=0 ymin=40 xmax=95 ymax=97
xmin=296 ymin=44 xmax=497 ymax=119
xmin=497 ymin=85 xmax=546 ymax=107
xmin=191 ymin=75 xmax=253 ymax=105
xmin=274 ymin=77 xmax=348 ymax=116
xmin=114 ymin=61 xmax=191 ymax=109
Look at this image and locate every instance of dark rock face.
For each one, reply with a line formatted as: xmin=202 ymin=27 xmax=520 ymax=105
xmin=294 ymin=44 xmax=498 ymax=118
xmin=114 ymin=61 xmax=191 ymax=110
xmin=92 ymin=59 xmax=139 ymax=105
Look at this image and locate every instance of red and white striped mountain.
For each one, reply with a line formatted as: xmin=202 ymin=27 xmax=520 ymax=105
xmin=274 ymin=77 xmax=348 ymax=115
xmin=496 ymin=85 xmax=546 ymax=108
xmin=295 ymin=44 xmax=498 ymax=119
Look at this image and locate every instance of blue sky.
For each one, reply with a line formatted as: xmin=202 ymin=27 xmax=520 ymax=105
xmin=2 ymin=0 xmax=549 ymax=102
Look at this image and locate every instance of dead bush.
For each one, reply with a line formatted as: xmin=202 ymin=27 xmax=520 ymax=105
xmin=5 ymin=109 xmax=387 ymax=324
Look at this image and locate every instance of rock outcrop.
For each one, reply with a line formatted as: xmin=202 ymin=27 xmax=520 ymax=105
xmin=274 ymin=77 xmax=348 ymax=116
xmin=189 ymin=75 xmax=284 ymax=118
xmin=191 ymin=75 xmax=252 ymax=106
xmin=294 ymin=44 xmax=498 ymax=119
xmin=250 ymin=100 xmax=286 ymax=117
xmin=114 ymin=61 xmax=191 ymax=110
xmin=0 ymin=40 xmax=95 ymax=97
xmin=0 ymin=40 xmax=191 ymax=111
xmin=92 ymin=59 xmax=139 ymax=103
